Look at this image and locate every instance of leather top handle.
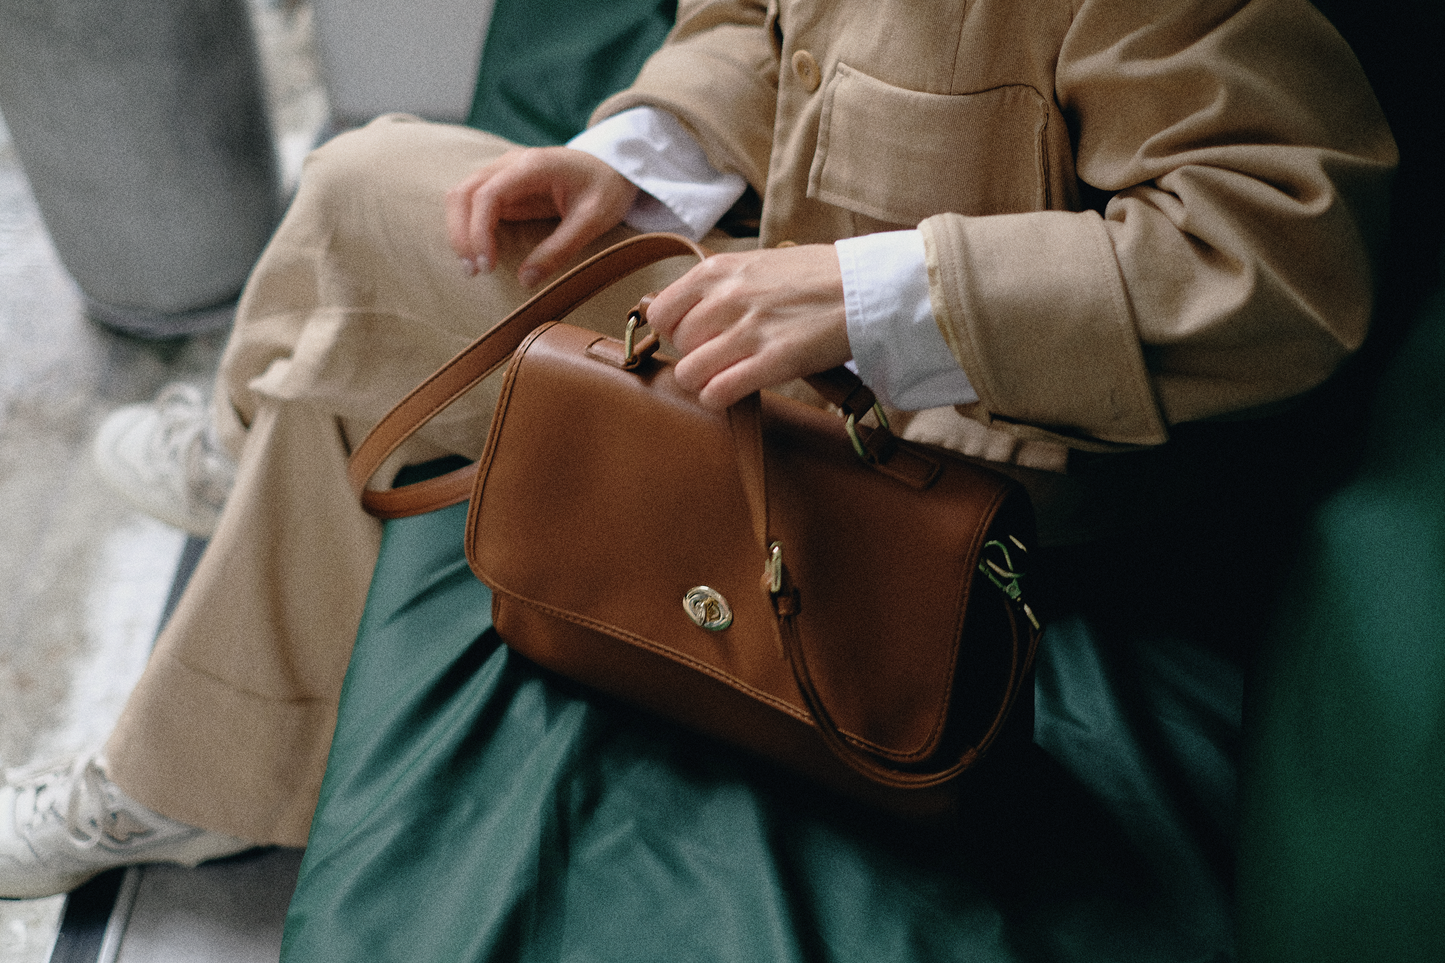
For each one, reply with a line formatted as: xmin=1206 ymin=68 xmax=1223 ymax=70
xmin=349 ymin=232 xmax=910 ymax=519
xmin=349 ymin=233 xmax=712 ymax=518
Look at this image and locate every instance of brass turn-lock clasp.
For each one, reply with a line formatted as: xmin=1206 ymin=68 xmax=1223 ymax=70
xmin=684 ymin=586 xmax=733 ymax=631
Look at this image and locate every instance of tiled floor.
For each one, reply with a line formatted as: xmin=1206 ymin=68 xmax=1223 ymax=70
xmin=0 ymin=2 xmax=326 ymax=960
xmin=0 ymin=103 xmax=226 ymax=963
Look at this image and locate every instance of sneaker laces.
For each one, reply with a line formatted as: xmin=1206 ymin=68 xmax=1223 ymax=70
xmin=8 ymin=757 xmax=157 ymax=852
xmin=145 ymin=385 xmax=236 ymax=511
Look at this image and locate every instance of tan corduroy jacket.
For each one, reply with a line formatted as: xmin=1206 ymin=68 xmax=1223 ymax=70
xmin=593 ymin=0 xmax=1397 ymax=510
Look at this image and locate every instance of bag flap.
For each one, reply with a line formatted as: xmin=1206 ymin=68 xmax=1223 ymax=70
xmin=467 ymin=322 xmax=1028 ymax=764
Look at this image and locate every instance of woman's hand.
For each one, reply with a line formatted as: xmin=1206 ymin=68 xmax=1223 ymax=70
xmin=445 ymin=147 xmax=638 ymax=287
xmin=645 ymin=245 xmax=852 ymax=410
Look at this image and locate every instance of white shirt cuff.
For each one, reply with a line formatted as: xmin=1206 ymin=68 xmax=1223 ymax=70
xmin=567 ymin=107 xmax=748 ymax=242
xmin=836 ymin=231 xmax=979 ymax=411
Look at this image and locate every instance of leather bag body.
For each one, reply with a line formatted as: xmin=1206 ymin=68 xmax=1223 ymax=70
xmin=350 ymin=233 xmax=1042 ymax=819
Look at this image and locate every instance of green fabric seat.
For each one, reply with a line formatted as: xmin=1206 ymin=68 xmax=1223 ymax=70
xmin=1237 ymin=278 xmax=1445 ymax=962
xmin=464 ymin=0 xmax=675 ymax=147
xmin=282 ymin=498 xmax=1243 ymax=962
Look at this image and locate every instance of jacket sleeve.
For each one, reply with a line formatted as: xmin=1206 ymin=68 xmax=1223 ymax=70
xmin=923 ymin=0 xmax=1398 ymax=448
xmin=587 ymin=0 xmax=779 ymax=194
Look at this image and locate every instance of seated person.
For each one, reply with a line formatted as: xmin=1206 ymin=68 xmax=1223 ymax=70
xmin=0 ymin=0 xmax=1394 ymax=899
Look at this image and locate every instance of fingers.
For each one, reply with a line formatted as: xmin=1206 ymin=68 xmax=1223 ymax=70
xmin=516 ymin=186 xmax=633 ymax=286
xmin=678 ymin=333 xmax=804 ymax=410
xmin=444 ymin=147 xmax=638 ymax=287
xmin=646 ymin=246 xmax=852 ymax=410
xmin=445 ymin=158 xmax=506 ymax=268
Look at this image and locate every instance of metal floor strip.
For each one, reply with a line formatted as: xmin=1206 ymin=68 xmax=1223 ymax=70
xmin=94 ymin=870 xmax=142 ymax=963
xmin=47 ymin=871 xmax=123 ymax=963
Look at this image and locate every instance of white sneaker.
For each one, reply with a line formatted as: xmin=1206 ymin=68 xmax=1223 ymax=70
xmin=0 ymin=755 xmax=253 ymax=899
xmin=92 ymin=383 xmax=237 ymax=538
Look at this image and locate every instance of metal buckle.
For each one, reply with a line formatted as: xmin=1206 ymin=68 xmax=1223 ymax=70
xmin=766 ymin=541 xmax=784 ymax=594
xmin=622 ymin=311 xmax=647 ymax=367
xmin=845 ymin=403 xmax=891 ymax=463
xmin=978 ymin=536 xmax=1041 ymax=630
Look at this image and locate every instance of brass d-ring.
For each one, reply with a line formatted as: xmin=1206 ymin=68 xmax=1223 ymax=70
xmin=845 ymin=403 xmax=892 ymax=463
xmin=623 ymin=311 xmax=647 ymax=367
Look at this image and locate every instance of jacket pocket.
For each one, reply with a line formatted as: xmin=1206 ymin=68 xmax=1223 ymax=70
xmin=808 ymin=63 xmax=1052 ymax=226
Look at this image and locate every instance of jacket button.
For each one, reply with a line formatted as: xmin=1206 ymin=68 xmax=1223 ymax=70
xmin=792 ymin=50 xmax=822 ymax=92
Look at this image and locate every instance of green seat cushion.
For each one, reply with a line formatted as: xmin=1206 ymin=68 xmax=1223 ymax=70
xmin=466 ymin=0 xmax=675 ymax=146
xmin=1237 ymin=280 xmax=1445 ymax=962
xmin=281 ymin=493 xmax=1242 ymax=962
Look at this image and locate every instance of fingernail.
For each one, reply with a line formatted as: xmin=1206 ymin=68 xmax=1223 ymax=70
xmin=475 ymin=255 xmax=492 ymax=275
xmin=518 ymin=266 xmax=541 ymax=288
xmin=460 ymin=257 xmax=478 ymax=276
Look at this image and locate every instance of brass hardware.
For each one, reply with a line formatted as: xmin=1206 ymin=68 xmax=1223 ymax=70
xmin=684 ymin=586 xmax=733 ymax=631
xmin=978 ymin=538 xmax=1041 ymax=630
xmin=766 ymin=542 xmax=784 ymax=594
xmin=623 ymin=311 xmax=646 ymax=367
xmin=845 ymin=403 xmax=891 ymax=463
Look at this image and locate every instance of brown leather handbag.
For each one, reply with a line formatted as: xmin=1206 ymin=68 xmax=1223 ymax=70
xmin=349 ymin=233 xmax=1041 ymax=819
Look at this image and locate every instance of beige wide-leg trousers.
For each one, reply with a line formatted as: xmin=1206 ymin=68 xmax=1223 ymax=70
xmin=103 ymin=115 xmax=738 ymax=846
